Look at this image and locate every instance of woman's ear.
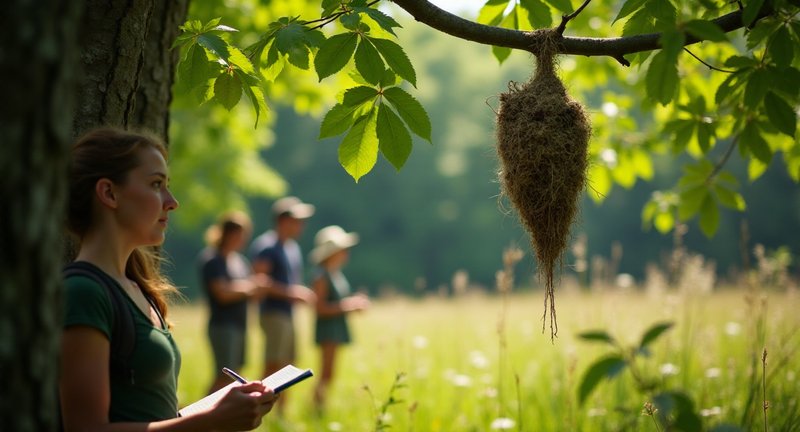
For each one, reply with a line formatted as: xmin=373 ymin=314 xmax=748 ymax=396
xmin=95 ymin=178 xmax=118 ymax=209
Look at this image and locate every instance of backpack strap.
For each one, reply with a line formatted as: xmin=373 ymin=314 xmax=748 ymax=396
xmin=63 ymin=262 xmax=137 ymax=385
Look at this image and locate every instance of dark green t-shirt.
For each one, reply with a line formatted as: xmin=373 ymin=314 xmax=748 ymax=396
xmin=63 ymin=274 xmax=182 ymax=421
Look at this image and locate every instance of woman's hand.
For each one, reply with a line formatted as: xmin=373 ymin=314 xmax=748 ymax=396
xmin=207 ymin=381 xmax=278 ymax=431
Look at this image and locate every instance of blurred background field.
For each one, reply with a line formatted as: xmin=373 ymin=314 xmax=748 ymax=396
xmin=170 ymin=281 xmax=799 ymax=431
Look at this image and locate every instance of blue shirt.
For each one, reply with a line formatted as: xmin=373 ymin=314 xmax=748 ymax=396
xmin=256 ymin=242 xmax=294 ymax=315
xmin=198 ymin=247 xmax=250 ymax=328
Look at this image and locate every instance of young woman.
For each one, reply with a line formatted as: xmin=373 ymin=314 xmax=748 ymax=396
xmin=199 ymin=211 xmax=266 ymax=394
xmin=60 ymin=127 xmax=276 ymax=431
xmin=308 ymin=225 xmax=370 ymax=410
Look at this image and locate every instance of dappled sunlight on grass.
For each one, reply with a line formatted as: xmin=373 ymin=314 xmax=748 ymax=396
xmin=170 ymin=288 xmax=800 ymax=431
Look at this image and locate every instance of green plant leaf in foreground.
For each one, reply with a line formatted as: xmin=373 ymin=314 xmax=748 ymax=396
xmin=370 ymin=37 xmax=417 ymax=87
xmin=638 ymin=321 xmax=673 ymax=350
xmin=339 ymin=108 xmax=379 ymax=182
xmin=578 ymin=355 xmax=626 ymax=405
xmin=214 ymin=72 xmax=242 ymax=110
xmin=315 ymin=32 xmax=358 ymax=81
xmin=377 ymin=103 xmax=413 ymax=170
xmin=382 ymin=87 xmax=431 ymax=142
xmin=577 ymin=330 xmax=617 ymax=346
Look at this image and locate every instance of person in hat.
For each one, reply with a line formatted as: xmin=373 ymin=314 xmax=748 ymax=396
xmin=250 ymin=196 xmax=316 ymax=411
xmin=308 ymin=225 xmax=370 ymax=411
xmin=198 ymin=210 xmax=267 ymax=394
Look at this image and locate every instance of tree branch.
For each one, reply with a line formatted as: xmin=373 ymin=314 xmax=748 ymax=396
xmin=391 ymin=0 xmax=774 ymax=66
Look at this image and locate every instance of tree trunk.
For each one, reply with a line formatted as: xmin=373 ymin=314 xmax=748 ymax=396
xmin=133 ymin=0 xmax=190 ymax=141
xmin=0 ymin=1 xmax=84 ymax=431
xmin=73 ymin=0 xmax=188 ymax=142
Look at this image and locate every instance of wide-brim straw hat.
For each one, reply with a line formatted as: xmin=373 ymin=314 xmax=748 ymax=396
xmin=310 ymin=225 xmax=359 ymax=264
xmin=272 ymin=196 xmax=315 ymax=219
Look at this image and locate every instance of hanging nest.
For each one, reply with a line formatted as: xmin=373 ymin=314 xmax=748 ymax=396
xmin=495 ymin=31 xmax=591 ymax=341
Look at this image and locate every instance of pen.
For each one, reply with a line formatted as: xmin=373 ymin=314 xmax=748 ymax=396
xmin=222 ymin=367 xmax=248 ymax=384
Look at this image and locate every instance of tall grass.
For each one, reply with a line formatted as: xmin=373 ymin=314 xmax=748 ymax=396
xmin=169 ymin=284 xmax=800 ymax=431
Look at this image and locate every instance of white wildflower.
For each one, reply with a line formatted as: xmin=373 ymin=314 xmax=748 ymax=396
xmin=490 ymin=418 xmax=515 ymax=429
xmin=659 ymin=363 xmax=679 ymax=376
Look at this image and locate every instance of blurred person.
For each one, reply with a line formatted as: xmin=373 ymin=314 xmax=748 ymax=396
xmin=308 ymin=225 xmax=370 ymax=410
xmin=251 ymin=196 xmax=316 ymax=411
xmin=61 ymin=127 xmax=276 ymax=431
xmin=199 ymin=210 xmax=268 ymax=394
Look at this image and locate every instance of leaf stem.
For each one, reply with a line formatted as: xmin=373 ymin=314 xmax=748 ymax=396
xmin=556 ymin=0 xmax=593 ymax=35
xmin=682 ymin=48 xmax=735 ymax=73
xmin=707 ymin=136 xmax=739 ymax=182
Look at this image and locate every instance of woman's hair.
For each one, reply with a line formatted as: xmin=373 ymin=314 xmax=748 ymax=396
xmin=204 ymin=210 xmax=252 ymax=250
xmin=68 ymin=127 xmax=177 ymax=319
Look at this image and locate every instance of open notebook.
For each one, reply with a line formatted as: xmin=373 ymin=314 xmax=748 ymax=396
xmin=179 ymin=365 xmax=313 ymax=417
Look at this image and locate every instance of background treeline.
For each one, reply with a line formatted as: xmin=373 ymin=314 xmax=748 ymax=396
xmin=162 ymin=15 xmax=799 ymax=299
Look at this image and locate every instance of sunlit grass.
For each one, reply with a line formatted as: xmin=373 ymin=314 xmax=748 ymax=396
xmin=169 ymin=288 xmax=800 ymax=431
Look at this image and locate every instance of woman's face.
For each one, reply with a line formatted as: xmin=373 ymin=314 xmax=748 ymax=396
xmin=114 ymin=146 xmax=179 ymax=247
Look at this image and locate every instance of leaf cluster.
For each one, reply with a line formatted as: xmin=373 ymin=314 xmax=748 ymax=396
xmin=577 ymin=322 xmax=741 ymax=431
xmin=174 ymin=1 xmax=429 ymax=181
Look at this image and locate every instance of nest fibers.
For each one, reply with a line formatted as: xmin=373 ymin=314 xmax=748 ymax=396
xmin=495 ymin=43 xmax=591 ymax=341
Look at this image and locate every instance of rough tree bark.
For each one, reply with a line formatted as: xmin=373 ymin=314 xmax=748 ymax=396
xmin=73 ymin=0 xmax=189 ymax=141
xmin=0 ymin=1 xmax=84 ymax=431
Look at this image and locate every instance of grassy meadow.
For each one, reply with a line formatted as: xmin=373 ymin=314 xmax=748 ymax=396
xmin=169 ymin=284 xmax=800 ymax=431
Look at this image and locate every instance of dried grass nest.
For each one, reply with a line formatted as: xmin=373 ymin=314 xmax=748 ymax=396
xmin=495 ymin=39 xmax=591 ymax=340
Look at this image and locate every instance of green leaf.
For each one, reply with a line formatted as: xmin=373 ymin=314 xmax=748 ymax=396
xmin=577 ymin=330 xmax=616 ymax=345
xmin=213 ymin=73 xmax=242 ymax=110
xmin=578 ymin=355 xmax=627 ymax=406
xmin=321 ymin=0 xmax=340 ymax=16
xmin=741 ymin=121 xmax=773 ymax=163
xmin=226 ymin=46 xmax=256 ymax=75
xmin=239 ymin=73 xmax=268 ymax=128
xmin=343 ymin=85 xmax=381 ymax=107
xmin=646 ymin=51 xmax=679 ymax=105
xmin=715 ymin=71 xmax=744 ymax=105
xmin=492 ymin=45 xmax=513 ymax=64
xmin=356 ymin=7 xmax=402 ymax=36
xmin=742 ymin=0 xmax=765 ymax=26
xmin=654 ymin=211 xmax=675 ymax=233
xmin=653 ymin=391 xmax=703 ymax=432
xmin=723 ymin=55 xmax=757 ymax=69
xmin=744 ymin=68 xmax=769 ymax=108
xmin=715 ymin=185 xmax=746 ymax=210
xmin=354 ymin=37 xmax=385 ymax=85
xmin=684 ymin=19 xmax=728 ymax=42
xmin=768 ymin=26 xmax=794 ymax=69
xmin=544 ymin=0 xmax=573 ymax=13
xmin=492 ymin=5 xmax=518 ymax=63
xmin=520 ymin=0 xmax=553 ymax=28
xmin=320 ymin=86 xmax=380 ymax=138
xmin=315 ymin=32 xmax=358 ymax=81
xmin=383 ymin=87 xmax=432 ymax=141
xmin=767 ymin=65 xmax=800 ymax=98
xmin=646 ymin=0 xmax=677 ymax=31
xmin=764 ymin=92 xmax=797 ymax=137
xmin=377 ymin=103 xmax=413 ymax=170
xmin=320 ymin=104 xmax=358 ymax=139
xmin=197 ymin=33 xmax=232 ymax=62
xmin=370 ymin=38 xmax=417 ymax=87
xmin=678 ymin=185 xmax=708 ymax=221
xmin=340 ymin=12 xmax=361 ymax=30
xmin=660 ymin=30 xmax=685 ymax=60
xmin=180 ymin=44 xmax=217 ymax=91
xmin=339 ymin=108 xmax=380 ymax=182
xmin=379 ymin=69 xmax=399 ymax=88
xmin=639 ymin=322 xmax=673 ymax=349
xmin=477 ymin=0 xmax=509 ymax=26
xmin=698 ymin=194 xmax=720 ymax=237
xmin=614 ymin=0 xmax=647 ymax=24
